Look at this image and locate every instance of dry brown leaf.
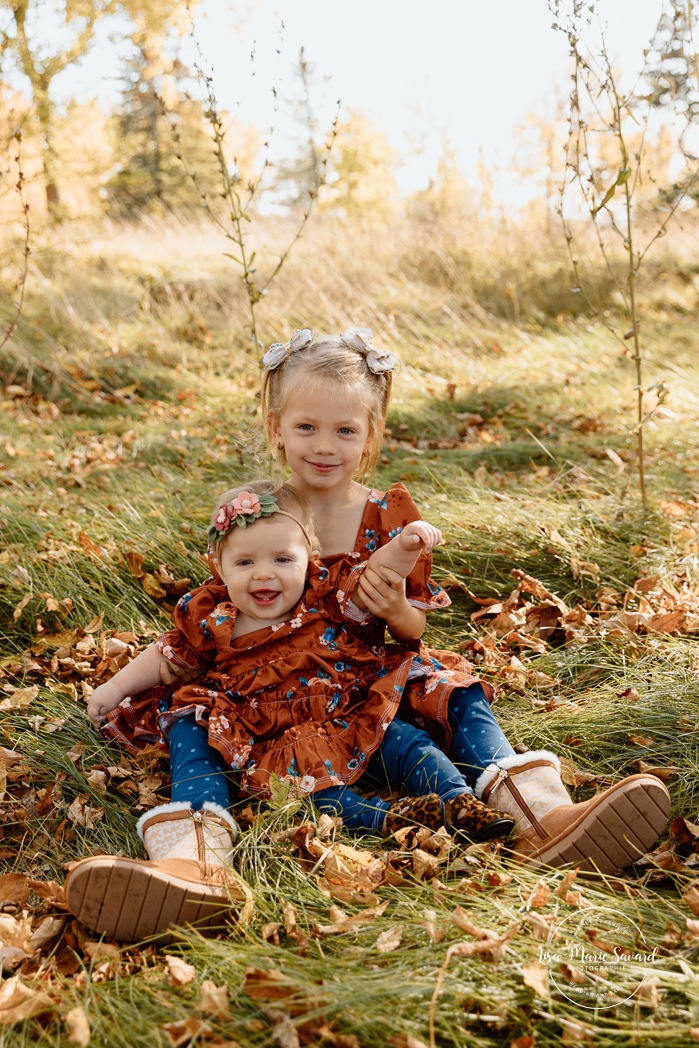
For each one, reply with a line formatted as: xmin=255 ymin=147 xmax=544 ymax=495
xmin=636 ymin=977 xmax=660 ymax=1009
xmin=0 ymin=914 xmax=33 ymax=952
xmin=0 ymin=874 xmax=29 ymax=906
xmin=375 ymin=926 xmax=402 ymax=954
xmin=527 ymin=880 xmax=550 ymax=909
xmin=165 ymin=954 xmax=197 ymax=987
xmin=28 ymin=916 xmax=65 ymax=952
xmin=65 ymin=1005 xmax=91 ymax=1046
xmin=521 ymin=962 xmax=548 ymax=998
xmin=0 ymin=685 xmax=39 ymax=710
xmin=66 ymin=742 xmax=85 ymax=763
xmin=411 ymin=848 xmax=442 ymax=881
xmin=524 ymin=912 xmax=554 ymax=941
xmin=160 ymin=1017 xmax=212 ymax=1048
xmin=198 ymin=979 xmax=230 ymax=1019
xmin=67 ymin=795 xmax=104 ymax=828
xmin=243 ymin=967 xmax=297 ymax=1001
xmin=627 ymin=734 xmax=654 ymax=747
xmin=636 ymin=761 xmax=679 ymax=781
xmin=555 ymin=869 xmax=579 ymax=897
xmin=0 ymin=976 xmax=54 ymax=1024
xmin=683 ymin=884 xmax=699 ymax=916
xmin=686 ymin=918 xmax=699 ymax=939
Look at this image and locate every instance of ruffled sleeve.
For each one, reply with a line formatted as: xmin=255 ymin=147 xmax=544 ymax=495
xmin=155 ymin=576 xmax=226 ymax=672
xmin=361 ymin=483 xmax=451 ymax=612
xmin=304 ymin=558 xmax=373 ymax=625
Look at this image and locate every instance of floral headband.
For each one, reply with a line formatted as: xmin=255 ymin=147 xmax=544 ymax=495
xmin=262 ymin=326 xmax=399 ymax=375
xmin=207 ymin=491 xmax=313 ymax=547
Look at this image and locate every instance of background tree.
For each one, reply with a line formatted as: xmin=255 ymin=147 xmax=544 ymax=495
xmin=322 ymin=109 xmax=398 ymax=219
xmin=644 ymin=0 xmax=699 ymax=202
xmin=0 ymin=0 xmax=195 ymax=219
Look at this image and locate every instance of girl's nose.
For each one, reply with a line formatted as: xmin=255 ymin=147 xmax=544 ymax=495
xmin=312 ymin=431 xmax=335 ymax=454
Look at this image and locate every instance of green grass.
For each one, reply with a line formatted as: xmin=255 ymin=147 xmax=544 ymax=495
xmin=1 ymin=218 xmax=699 ymax=1046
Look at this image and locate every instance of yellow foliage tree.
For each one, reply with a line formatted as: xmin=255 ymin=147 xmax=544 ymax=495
xmin=0 ymin=0 xmax=196 ymax=219
xmin=322 ymin=109 xmax=398 ymax=219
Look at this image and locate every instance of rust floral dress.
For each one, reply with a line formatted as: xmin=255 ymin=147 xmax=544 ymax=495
xmin=103 ymin=484 xmax=489 ymax=794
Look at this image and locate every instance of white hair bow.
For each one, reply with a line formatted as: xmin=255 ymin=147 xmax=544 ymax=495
xmin=262 ymin=328 xmax=314 ymax=370
xmin=341 ymin=327 xmax=399 ymax=374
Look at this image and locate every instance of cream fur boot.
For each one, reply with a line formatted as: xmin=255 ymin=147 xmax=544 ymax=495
xmin=65 ymin=802 xmax=253 ymax=942
xmin=475 ymin=750 xmax=670 ymax=875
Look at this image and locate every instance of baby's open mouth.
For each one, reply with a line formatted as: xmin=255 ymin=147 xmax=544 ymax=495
xmin=251 ymin=590 xmax=280 ymax=605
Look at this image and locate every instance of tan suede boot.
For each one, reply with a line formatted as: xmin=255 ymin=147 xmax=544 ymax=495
xmin=476 ymin=750 xmax=670 ymax=875
xmin=65 ymin=802 xmax=253 ymax=942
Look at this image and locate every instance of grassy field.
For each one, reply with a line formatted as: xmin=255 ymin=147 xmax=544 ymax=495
xmin=1 ymin=216 xmax=698 ymax=1047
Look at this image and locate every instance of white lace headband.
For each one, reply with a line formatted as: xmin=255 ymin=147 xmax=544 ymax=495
xmin=261 ymin=326 xmax=399 ymax=375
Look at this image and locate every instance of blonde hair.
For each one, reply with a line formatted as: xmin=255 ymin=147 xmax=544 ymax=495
xmin=260 ymin=333 xmax=397 ymax=477
xmin=209 ymin=479 xmax=319 ymax=552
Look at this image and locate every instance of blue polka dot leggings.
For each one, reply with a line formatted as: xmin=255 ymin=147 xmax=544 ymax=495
xmin=168 ymin=715 xmax=231 ymax=810
xmin=314 ymin=684 xmax=516 ymax=832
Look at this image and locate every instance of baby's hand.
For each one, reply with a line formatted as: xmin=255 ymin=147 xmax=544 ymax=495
xmin=86 ymin=682 xmax=124 ymax=727
xmin=399 ymin=520 xmax=443 ymax=553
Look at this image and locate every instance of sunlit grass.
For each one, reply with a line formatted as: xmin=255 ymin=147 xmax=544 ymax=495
xmin=0 ymin=215 xmax=698 ymax=1046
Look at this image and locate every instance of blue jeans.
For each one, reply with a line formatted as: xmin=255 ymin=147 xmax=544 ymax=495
xmin=314 ymin=716 xmax=471 ymax=831
xmin=446 ymin=684 xmax=516 ymax=784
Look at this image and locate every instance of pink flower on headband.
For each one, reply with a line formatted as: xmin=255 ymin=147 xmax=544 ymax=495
xmin=231 ymin=492 xmax=260 ymax=517
xmin=208 ymin=491 xmax=279 ymax=543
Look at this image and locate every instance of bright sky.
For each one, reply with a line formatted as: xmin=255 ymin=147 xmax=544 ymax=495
xmin=54 ymin=0 xmax=666 ymax=198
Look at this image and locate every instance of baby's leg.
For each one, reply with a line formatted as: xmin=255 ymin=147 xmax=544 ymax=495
xmin=313 ymin=786 xmax=390 ymax=832
xmin=447 ymin=684 xmax=516 ymax=786
xmin=369 ymin=718 xmax=513 ymax=842
xmin=367 ymin=716 xmax=472 ymax=800
xmin=168 ymin=714 xmax=231 ymax=810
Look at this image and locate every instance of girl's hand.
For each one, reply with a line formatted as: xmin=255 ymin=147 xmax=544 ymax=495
xmin=399 ymin=521 xmax=443 ymax=553
xmin=87 ymin=682 xmax=124 ymax=727
xmin=356 ymin=565 xmax=410 ymax=621
xmin=159 ymin=659 xmax=198 ymax=686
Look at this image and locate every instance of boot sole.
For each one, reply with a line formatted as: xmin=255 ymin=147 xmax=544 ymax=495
xmin=520 ymin=775 xmax=670 ymax=875
xmin=65 ymin=856 xmax=239 ymax=943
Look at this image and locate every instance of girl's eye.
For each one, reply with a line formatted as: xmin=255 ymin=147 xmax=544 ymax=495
xmin=338 ymin=427 xmax=355 ymax=436
xmin=296 ymin=423 xmax=313 ymax=432
xmin=276 ymin=556 xmax=292 ymax=564
xmin=236 ymin=559 xmax=253 ymax=567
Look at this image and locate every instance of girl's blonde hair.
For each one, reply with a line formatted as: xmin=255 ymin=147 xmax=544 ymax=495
xmin=260 ymin=333 xmax=397 ymax=477
xmin=209 ymin=479 xmax=319 ymax=552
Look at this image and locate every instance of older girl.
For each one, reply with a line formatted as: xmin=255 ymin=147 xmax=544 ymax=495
xmin=166 ymin=328 xmax=670 ymax=879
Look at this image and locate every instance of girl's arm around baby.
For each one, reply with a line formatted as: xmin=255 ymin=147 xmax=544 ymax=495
xmin=353 ymin=521 xmax=442 ymax=630
xmin=86 ymin=642 xmax=168 ymax=727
